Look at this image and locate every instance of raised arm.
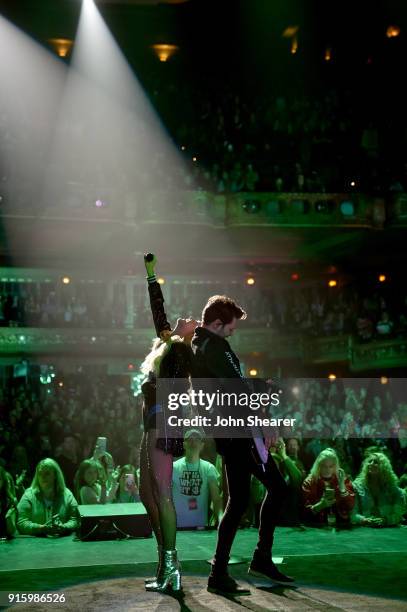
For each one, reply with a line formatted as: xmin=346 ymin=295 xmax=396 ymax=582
xmin=144 ymin=253 xmax=172 ymax=340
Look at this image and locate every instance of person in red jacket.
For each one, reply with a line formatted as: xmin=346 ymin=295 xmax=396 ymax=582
xmin=302 ymin=447 xmax=355 ymax=526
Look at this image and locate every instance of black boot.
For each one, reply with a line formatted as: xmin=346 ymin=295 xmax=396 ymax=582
xmin=248 ymin=551 xmax=294 ymax=585
xmin=208 ymin=568 xmax=250 ymax=595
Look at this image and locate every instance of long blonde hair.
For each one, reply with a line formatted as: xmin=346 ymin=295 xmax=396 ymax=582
xmin=354 ymin=452 xmax=399 ymax=491
xmin=31 ymin=458 xmax=66 ymax=497
xmin=140 ymin=335 xmax=183 ymax=376
xmin=309 ymin=447 xmax=339 ymax=479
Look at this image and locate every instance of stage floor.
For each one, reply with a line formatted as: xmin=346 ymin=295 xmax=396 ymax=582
xmin=1 ymin=526 xmax=407 ymax=611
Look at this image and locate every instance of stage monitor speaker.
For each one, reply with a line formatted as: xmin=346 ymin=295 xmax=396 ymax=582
xmin=77 ymin=502 xmax=152 ymax=541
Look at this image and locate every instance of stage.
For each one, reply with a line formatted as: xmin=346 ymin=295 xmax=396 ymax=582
xmin=1 ymin=526 xmax=407 ymax=610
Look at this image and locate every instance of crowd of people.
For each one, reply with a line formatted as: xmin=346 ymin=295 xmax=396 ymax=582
xmin=0 ymin=375 xmax=406 ymax=539
xmin=0 ymin=283 xmax=127 ymax=329
xmin=138 ymin=77 xmax=407 ymax=195
xmin=1 ymin=280 xmax=406 ymax=344
xmin=2 ymin=75 xmax=407 ymax=212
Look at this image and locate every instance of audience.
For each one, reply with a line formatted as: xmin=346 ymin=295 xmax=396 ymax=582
xmin=1 ymin=281 xmax=406 ymax=347
xmin=0 ymin=372 xmax=405 ymax=540
xmin=270 ymin=438 xmax=306 ymax=526
xmin=351 ymin=452 xmax=406 ymax=527
xmin=17 ymin=458 xmax=78 ymax=536
xmin=115 ymin=465 xmax=140 ymax=503
xmin=74 ymin=458 xmax=119 ymax=505
xmin=0 ymin=466 xmax=17 ymax=539
xmin=54 ymin=435 xmax=80 ymax=494
xmin=172 ymin=430 xmax=222 ymax=529
xmin=302 ymin=448 xmax=355 ymax=526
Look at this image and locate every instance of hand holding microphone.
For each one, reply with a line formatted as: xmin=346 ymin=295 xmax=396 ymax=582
xmin=144 ymin=252 xmax=157 ymax=276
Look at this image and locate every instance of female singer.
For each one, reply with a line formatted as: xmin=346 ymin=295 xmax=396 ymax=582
xmin=139 ymin=253 xmax=197 ymax=592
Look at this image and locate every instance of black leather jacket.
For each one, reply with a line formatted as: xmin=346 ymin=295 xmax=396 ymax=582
xmin=191 ymin=326 xmax=267 ymax=461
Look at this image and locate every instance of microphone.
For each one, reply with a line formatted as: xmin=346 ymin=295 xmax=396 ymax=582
xmin=144 ymin=252 xmax=154 ymax=262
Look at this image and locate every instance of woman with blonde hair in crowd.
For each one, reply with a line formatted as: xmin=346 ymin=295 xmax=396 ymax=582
xmin=17 ymin=458 xmax=78 ymax=536
xmin=302 ymin=447 xmax=355 ymax=525
xmin=351 ymin=452 xmax=406 ymax=526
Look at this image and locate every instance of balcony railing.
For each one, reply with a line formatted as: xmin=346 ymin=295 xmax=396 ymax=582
xmin=1 ymin=328 xmax=406 ymax=370
xmin=3 ymin=190 xmax=402 ymax=229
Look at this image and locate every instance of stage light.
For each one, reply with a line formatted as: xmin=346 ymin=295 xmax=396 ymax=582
xmin=249 ymin=368 xmax=258 ymax=377
xmin=380 ymin=376 xmax=388 ymax=384
xmin=151 ymin=43 xmax=179 ymax=63
xmin=158 ymin=277 xmax=165 ymax=285
xmin=379 ymin=274 xmax=386 ymax=283
xmin=181 ymin=146 xmax=186 ymax=151
xmin=328 ymin=374 xmax=336 ymax=380
xmin=62 ymin=276 xmax=71 ymax=285
xmin=58 ymin=381 xmax=64 ymax=387
xmin=291 ymin=273 xmax=299 ymax=281
xmin=95 ymin=199 xmax=107 ymax=208
xmin=192 ymin=156 xmax=197 ymax=162
xmin=246 ymin=277 xmax=255 ymax=286
xmin=291 ymin=37 xmax=298 ymax=54
xmin=292 ymin=386 xmax=300 ymax=395
xmin=48 ymin=38 xmax=74 ymax=58
xmin=282 ymin=26 xmax=299 ymax=38
xmin=325 ymin=48 xmax=332 ymax=62
xmin=328 ymin=279 xmax=337 ymax=287
xmin=386 ymin=25 xmax=400 ymax=38
xmin=349 ymin=180 xmax=356 ymax=188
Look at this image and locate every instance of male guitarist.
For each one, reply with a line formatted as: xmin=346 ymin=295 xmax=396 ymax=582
xmin=191 ymin=295 xmax=294 ymax=594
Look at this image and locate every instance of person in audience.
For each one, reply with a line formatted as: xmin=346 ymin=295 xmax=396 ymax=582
xmin=302 ymin=447 xmax=355 ymax=526
xmin=115 ymin=465 xmax=140 ymax=503
xmin=17 ymin=458 xmax=78 ymax=536
xmin=8 ymin=444 xmax=30 ymax=488
xmin=270 ymin=438 xmax=305 ymax=525
xmin=74 ymin=458 xmax=119 ymax=504
xmin=351 ymin=452 xmax=406 ymax=526
xmin=376 ymin=311 xmax=394 ymax=337
xmin=54 ymin=435 xmax=79 ymax=494
xmin=285 ymin=438 xmax=307 ymax=475
xmin=172 ymin=429 xmax=222 ymax=529
xmin=98 ymin=451 xmax=119 ymax=493
xmin=0 ymin=466 xmax=17 ymax=539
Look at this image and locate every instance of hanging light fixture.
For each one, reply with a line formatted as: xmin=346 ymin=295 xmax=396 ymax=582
xmin=386 ymin=25 xmax=400 ymax=38
xmin=151 ymin=43 xmax=179 ymax=62
xmin=48 ymin=38 xmax=74 ymax=58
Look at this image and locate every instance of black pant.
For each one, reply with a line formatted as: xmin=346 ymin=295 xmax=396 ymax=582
xmin=213 ymin=440 xmax=287 ymax=574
